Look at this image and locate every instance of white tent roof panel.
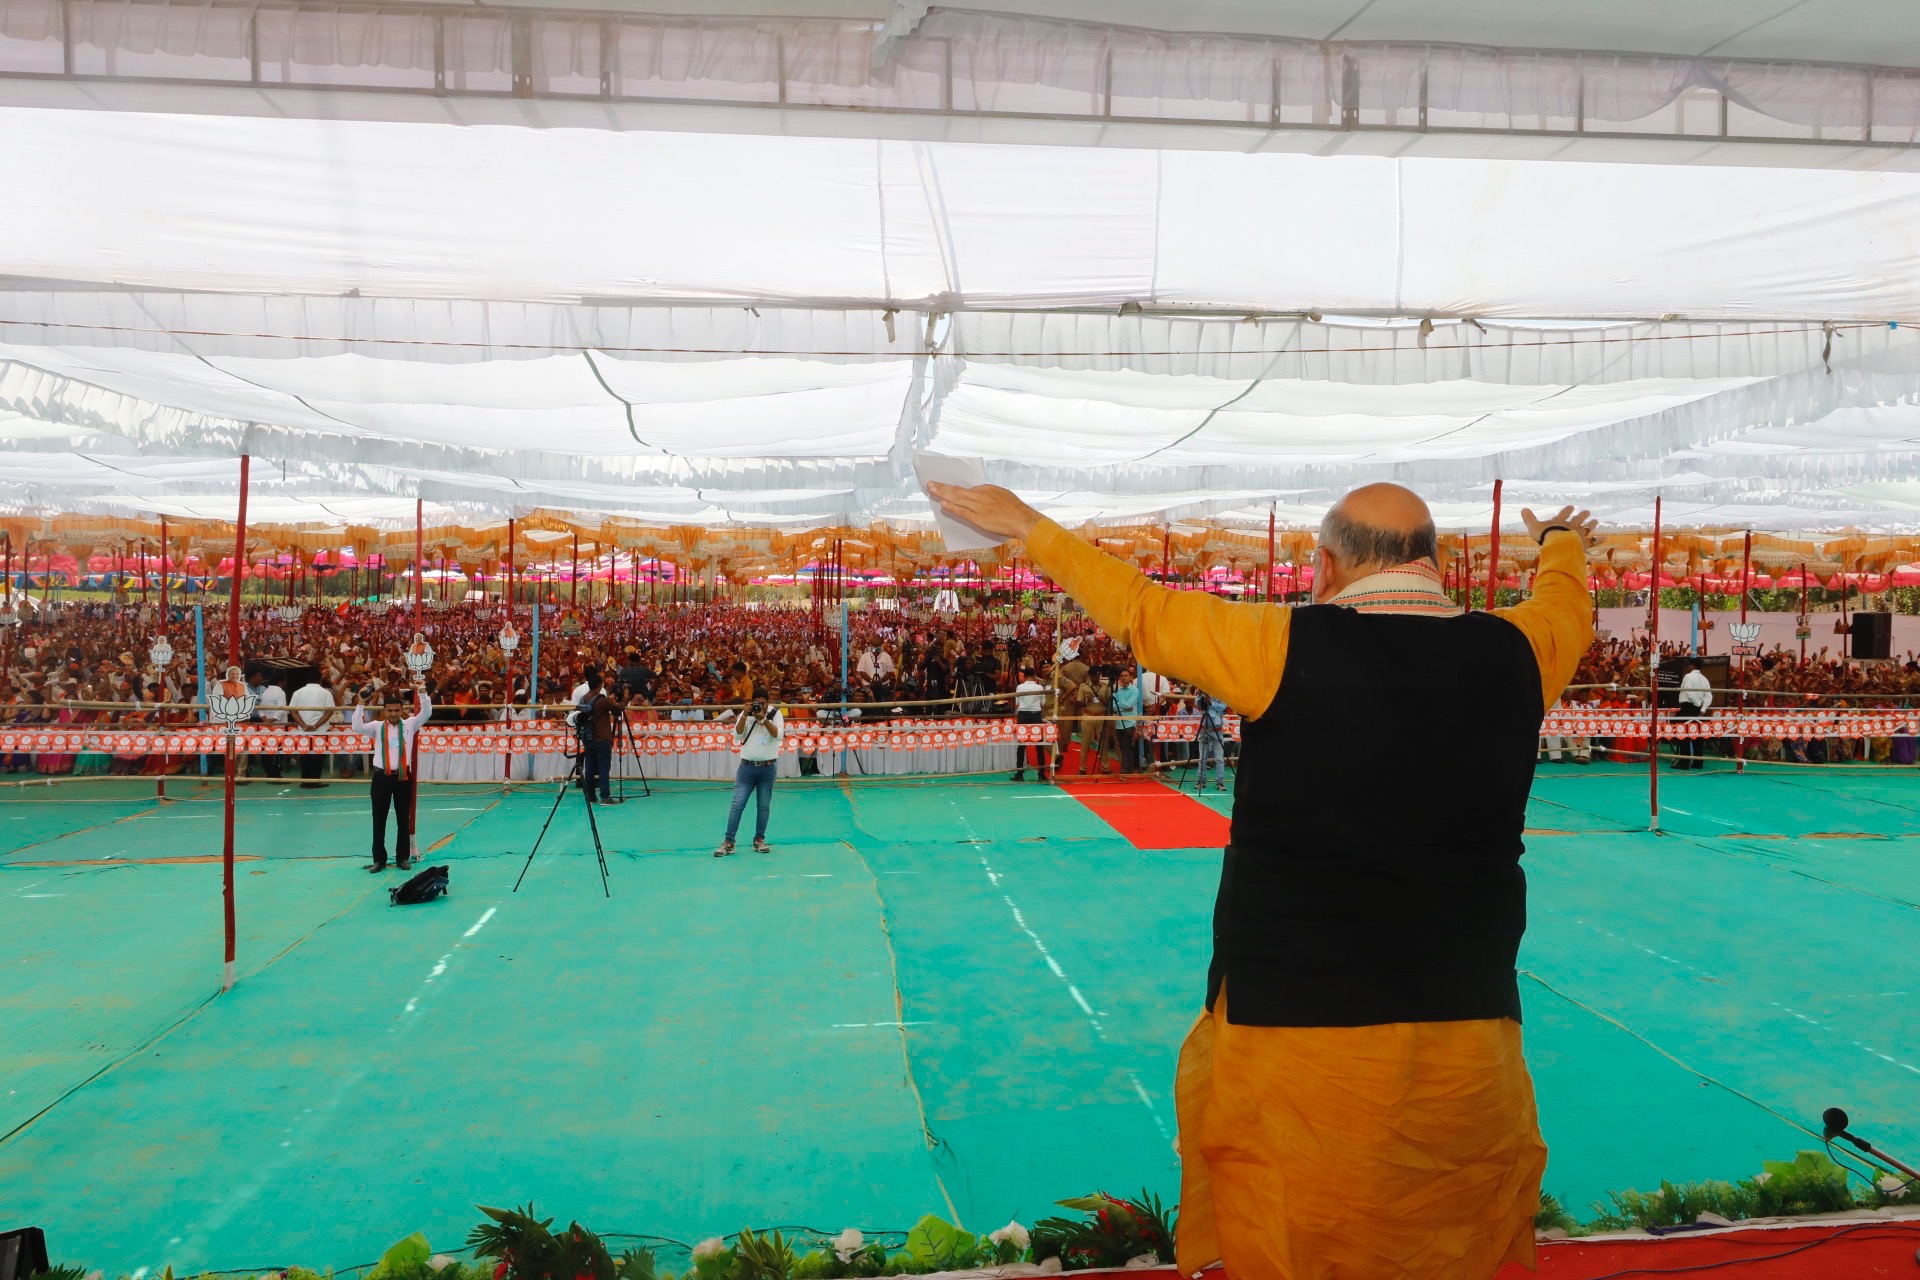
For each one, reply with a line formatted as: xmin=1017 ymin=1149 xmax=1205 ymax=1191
xmin=12 ymin=107 xmax=1920 ymax=321
xmin=0 ymin=85 xmax=1919 ymax=533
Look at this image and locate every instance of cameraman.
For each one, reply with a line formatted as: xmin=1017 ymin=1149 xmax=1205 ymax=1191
xmin=575 ymin=667 xmax=621 ymax=805
xmin=716 ymin=695 xmax=783 ymax=857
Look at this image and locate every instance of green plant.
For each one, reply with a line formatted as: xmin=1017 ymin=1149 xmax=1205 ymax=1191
xmin=467 ymin=1204 xmax=617 ymax=1280
xmin=33 ymin=1268 xmax=88 ymax=1280
xmin=1533 ymin=1192 xmax=1578 ymax=1234
xmin=1586 ymin=1180 xmax=1757 ymax=1232
xmin=1030 ymin=1191 xmax=1176 ymax=1269
xmin=898 ymin=1216 xmax=982 ymax=1271
xmin=731 ymin=1230 xmax=796 ymax=1280
xmin=614 ymin=1248 xmax=656 ymax=1280
xmin=368 ymin=1233 xmax=434 ymax=1280
xmin=1752 ymin=1150 xmax=1854 ymax=1217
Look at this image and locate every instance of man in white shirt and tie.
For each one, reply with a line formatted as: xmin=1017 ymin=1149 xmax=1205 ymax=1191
xmin=1675 ymin=655 xmax=1713 ymax=771
xmin=350 ymin=686 xmax=433 ymax=871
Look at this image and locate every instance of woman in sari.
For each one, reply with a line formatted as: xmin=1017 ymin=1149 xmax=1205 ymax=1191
xmin=34 ymin=682 xmax=81 ymax=776
xmin=70 ymin=682 xmax=114 ymax=777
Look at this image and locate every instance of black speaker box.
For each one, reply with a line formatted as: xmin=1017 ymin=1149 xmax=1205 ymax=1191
xmin=0 ymin=1228 xmax=49 ymax=1280
xmin=1850 ymin=612 xmax=1893 ymax=660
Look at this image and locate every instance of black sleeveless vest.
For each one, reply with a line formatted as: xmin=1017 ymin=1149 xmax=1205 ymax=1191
xmin=1207 ymin=604 xmax=1545 ymax=1027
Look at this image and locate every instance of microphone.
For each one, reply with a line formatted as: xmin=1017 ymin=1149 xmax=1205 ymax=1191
xmin=1820 ymin=1104 xmax=1920 ymax=1184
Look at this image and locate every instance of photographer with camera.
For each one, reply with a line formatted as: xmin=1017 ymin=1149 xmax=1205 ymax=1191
xmin=573 ymin=666 xmax=622 ymax=805
xmin=716 ymin=694 xmax=783 ymax=857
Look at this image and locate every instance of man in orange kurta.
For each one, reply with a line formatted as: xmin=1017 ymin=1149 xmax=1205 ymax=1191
xmin=930 ymin=481 xmax=1595 ymax=1280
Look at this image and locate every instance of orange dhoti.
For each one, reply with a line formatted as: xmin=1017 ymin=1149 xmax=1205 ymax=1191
xmin=1175 ymin=991 xmax=1546 ymax=1280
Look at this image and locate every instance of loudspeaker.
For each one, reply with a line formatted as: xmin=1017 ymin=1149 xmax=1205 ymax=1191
xmin=0 ymin=1228 xmax=49 ymax=1280
xmin=1851 ymin=612 xmax=1893 ymax=660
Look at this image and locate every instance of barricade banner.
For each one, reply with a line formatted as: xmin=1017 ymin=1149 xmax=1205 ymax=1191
xmin=25 ymin=710 xmax=1917 ymax=756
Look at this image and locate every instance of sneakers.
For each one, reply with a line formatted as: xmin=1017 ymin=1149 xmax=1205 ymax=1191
xmin=753 ymin=837 xmax=770 ymax=853
xmin=714 ymin=840 xmax=735 ymax=857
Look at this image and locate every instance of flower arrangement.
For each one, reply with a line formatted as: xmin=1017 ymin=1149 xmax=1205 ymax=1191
xmin=30 ymin=1151 xmax=1917 ymax=1280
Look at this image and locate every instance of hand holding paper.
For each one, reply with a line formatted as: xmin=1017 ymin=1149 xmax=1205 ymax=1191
xmin=916 ymin=453 xmax=1043 ymax=551
xmin=921 ymin=471 xmax=1045 ymax=549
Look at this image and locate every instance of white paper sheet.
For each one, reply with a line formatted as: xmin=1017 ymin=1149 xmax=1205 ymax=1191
xmin=913 ymin=451 xmax=1006 ymax=553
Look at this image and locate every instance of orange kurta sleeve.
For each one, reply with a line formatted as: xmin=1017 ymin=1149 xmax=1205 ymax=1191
xmin=1493 ymin=528 xmax=1594 ymax=709
xmin=1024 ymin=519 xmax=1289 ymax=719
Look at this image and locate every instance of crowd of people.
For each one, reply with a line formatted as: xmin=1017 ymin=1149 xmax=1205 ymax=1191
xmin=1549 ymin=638 xmax=1920 ymax=765
xmin=1 ymin=598 xmax=1917 ymax=779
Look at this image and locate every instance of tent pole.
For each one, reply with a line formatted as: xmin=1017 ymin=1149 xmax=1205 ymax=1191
xmin=194 ymin=602 xmax=207 ymax=776
xmin=1266 ymin=507 xmax=1275 ymax=603
xmin=414 ymin=500 xmax=423 ymax=628
xmin=1800 ymin=563 xmax=1808 ymax=664
xmin=1648 ymin=493 xmax=1662 ymax=833
xmin=571 ymin=533 xmax=579 ymax=608
xmin=1485 ymin=479 xmax=1503 ymax=610
xmin=1736 ymin=530 xmax=1752 ymax=774
xmin=159 ymin=517 xmax=168 ymax=621
xmin=223 ymin=454 xmax=250 ymax=992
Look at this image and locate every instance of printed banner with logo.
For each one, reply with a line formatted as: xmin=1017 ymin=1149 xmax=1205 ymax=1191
xmin=0 ymin=717 xmax=1060 ymax=757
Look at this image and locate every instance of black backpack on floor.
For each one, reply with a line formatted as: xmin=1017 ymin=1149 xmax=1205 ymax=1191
xmin=390 ymin=864 xmax=450 ymax=906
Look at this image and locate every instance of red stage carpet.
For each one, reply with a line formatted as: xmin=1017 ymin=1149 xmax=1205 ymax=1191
xmin=1057 ymin=776 xmax=1232 ymax=850
xmin=1070 ymin=1221 xmax=1920 ymax=1278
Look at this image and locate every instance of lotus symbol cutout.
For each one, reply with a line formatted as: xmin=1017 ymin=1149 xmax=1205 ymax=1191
xmin=207 ymin=664 xmax=258 ymax=733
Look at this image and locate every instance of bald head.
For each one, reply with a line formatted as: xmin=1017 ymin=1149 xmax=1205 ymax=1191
xmin=1314 ymin=483 xmax=1439 ymax=602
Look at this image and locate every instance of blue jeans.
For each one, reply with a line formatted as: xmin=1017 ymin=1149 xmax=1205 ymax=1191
xmin=582 ymin=739 xmax=613 ymax=801
xmin=725 ymin=759 xmax=776 ymax=842
xmin=1196 ymin=734 xmax=1226 ymax=787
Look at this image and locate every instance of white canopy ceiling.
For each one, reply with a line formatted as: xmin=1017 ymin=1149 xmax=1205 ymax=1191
xmin=3 ymin=4 xmax=1920 ymax=536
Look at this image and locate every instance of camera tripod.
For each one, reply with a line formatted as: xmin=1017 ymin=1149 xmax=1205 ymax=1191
xmin=610 ymin=708 xmax=653 ymax=801
xmin=512 ymin=750 xmax=611 ymax=897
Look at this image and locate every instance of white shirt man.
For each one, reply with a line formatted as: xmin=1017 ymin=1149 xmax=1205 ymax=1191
xmin=1011 ymin=671 xmax=1050 ymax=782
xmin=349 ymin=689 xmax=433 ymax=870
xmin=718 ymin=703 xmax=785 ymax=856
xmin=856 ymin=646 xmax=881 ymax=680
xmin=733 ymin=705 xmax=785 ymax=762
xmin=257 ymin=680 xmax=288 ymax=725
xmin=1675 ymin=660 xmax=1713 ymax=771
xmin=289 ymin=678 xmax=338 ymax=787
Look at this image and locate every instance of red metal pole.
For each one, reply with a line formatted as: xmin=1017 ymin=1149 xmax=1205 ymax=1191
xmin=158 ymin=517 xmax=168 ymax=620
xmin=1736 ymin=530 xmax=1752 ymax=773
xmin=571 ymin=533 xmax=579 ymax=607
xmin=1648 ymin=494 xmax=1662 ymax=832
xmin=1800 ymin=563 xmax=1808 ymax=664
xmin=223 ymin=454 xmax=250 ymax=991
xmin=414 ymin=500 xmax=423 ymax=628
xmin=1266 ymin=508 xmax=1276 ymax=603
xmin=1485 ymin=478 xmax=1503 ymax=610
xmin=1161 ymin=527 xmax=1170 ymax=587
xmin=506 ymin=518 xmax=516 ymax=612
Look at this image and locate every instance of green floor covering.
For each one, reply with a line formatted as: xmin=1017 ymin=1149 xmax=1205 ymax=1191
xmin=2 ymin=767 xmax=1915 ymax=1271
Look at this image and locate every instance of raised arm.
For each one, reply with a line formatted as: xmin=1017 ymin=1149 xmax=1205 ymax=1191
xmin=928 ymin=484 xmax=1290 ymax=719
xmin=1494 ymin=509 xmax=1598 ymax=711
xmin=405 ymin=689 xmax=433 ymax=732
xmin=348 ymin=702 xmax=376 ymax=737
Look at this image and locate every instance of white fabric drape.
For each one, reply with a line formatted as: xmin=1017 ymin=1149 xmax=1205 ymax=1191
xmin=10 ymin=109 xmax=1920 ymax=320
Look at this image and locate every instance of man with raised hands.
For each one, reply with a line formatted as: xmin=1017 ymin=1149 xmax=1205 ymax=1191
xmin=929 ymin=479 xmax=1595 ymax=1280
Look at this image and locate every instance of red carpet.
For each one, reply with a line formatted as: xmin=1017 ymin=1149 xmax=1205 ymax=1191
xmin=1073 ymin=1221 xmax=1920 ymax=1278
xmin=1057 ymin=777 xmax=1232 ymax=850
xmin=1501 ymin=1221 xmax=1920 ymax=1277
